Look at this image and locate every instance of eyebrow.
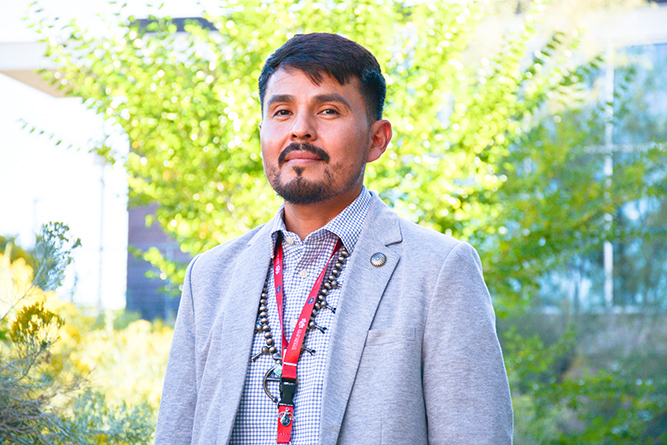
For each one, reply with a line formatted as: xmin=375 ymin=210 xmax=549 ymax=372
xmin=266 ymin=93 xmax=352 ymax=110
xmin=266 ymin=94 xmax=294 ymax=108
xmin=312 ymin=93 xmax=351 ymax=110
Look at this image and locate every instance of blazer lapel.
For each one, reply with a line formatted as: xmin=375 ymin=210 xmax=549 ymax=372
xmin=320 ymin=195 xmax=403 ymax=444
xmin=216 ymin=223 xmax=273 ymax=441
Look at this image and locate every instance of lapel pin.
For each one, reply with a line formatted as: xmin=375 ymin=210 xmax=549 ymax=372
xmin=370 ymin=252 xmax=387 ymax=267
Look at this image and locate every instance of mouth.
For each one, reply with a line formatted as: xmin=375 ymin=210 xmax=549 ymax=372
xmin=284 ymin=151 xmax=322 ymax=164
xmin=278 ymin=142 xmax=330 ymax=167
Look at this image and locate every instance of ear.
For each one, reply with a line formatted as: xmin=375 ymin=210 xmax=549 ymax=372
xmin=366 ymin=119 xmax=392 ymax=163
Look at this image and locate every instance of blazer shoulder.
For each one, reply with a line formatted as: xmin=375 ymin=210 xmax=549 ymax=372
xmin=188 ymin=223 xmax=268 ymax=275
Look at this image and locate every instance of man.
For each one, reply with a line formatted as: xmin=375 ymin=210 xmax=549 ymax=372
xmin=155 ymin=33 xmax=512 ymax=444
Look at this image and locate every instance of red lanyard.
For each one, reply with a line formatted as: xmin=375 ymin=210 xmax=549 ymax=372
xmin=272 ymin=235 xmax=342 ymax=443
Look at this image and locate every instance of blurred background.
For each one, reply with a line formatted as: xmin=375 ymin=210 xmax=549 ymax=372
xmin=1 ymin=0 xmax=666 ymax=443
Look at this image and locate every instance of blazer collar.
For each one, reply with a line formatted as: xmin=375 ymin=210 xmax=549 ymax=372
xmin=319 ymin=192 xmax=403 ymax=443
xmin=216 ymin=222 xmax=273 ymax=441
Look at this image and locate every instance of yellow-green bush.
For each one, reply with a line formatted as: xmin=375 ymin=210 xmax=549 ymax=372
xmin=1 ymin=225 xmax=163 ymax=444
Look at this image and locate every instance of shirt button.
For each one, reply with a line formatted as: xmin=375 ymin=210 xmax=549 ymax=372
xmin=285 ymin=237 xmax=294 ymax=245
xmin=299 ymin=269 xmax=308 ymax=279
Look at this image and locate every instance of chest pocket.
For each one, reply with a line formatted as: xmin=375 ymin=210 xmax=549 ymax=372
xmin=364 ymin=326 xmax=416 ymax=346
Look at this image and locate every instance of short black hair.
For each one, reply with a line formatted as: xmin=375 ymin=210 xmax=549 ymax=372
xmin=258 ymin=33 xmax=386 ymax=122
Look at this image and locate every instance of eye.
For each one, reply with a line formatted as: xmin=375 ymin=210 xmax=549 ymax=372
xmin=320 ymin=108 xmax=339 ymax=115
xmin=273 ymin=109 xmax=291 ymax=117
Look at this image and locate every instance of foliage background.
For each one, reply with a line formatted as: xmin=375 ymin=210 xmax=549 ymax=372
xmin=7 ymin=0 xmax=667 ymax=443
xmin=1 ymin=225 xmax=163 ymax=443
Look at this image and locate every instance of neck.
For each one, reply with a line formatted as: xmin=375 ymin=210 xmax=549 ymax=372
xmin=283 ymin=187 xmax=362 ymax=240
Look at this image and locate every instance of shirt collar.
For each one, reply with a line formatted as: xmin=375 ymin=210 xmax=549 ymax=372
xmin=269 ymin=186 xmax=372 ymax=255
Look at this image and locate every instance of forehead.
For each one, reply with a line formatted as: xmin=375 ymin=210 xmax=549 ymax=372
xmin=263 ymin=68 xmax=363 ymax=105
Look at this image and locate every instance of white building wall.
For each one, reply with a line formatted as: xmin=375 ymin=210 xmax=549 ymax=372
xmin=0 ymin=73 xmax=128 ymax=310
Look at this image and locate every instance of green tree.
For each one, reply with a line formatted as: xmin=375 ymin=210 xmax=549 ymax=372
xmin=611 ymin=42 xmax=667 ymax=309
xmin=29 ymin=0 xmax=667 ymax=311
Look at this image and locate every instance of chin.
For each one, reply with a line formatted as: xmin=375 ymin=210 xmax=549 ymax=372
xmin=271 ymin=177 xmax=334 ymax=205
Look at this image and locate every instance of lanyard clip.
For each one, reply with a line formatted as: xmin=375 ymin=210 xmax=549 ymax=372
xmin=279 ymin=377 xmax=298 ymax=407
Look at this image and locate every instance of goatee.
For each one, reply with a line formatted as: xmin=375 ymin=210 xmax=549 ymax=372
xmin=269 ymin=142 xmax=335 ymax=205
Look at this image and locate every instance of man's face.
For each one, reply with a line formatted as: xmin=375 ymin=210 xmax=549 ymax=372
xmin=260 ymin=68 xmax=386 ymax=206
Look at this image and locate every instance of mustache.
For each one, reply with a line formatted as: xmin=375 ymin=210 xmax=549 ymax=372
xmin=278 ymin=142 xmax=330 ymax=166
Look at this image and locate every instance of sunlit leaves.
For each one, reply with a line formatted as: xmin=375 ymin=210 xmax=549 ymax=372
xmin=31 ymin=223 xmax=82 ymax=292
xmin=10 ymin=302 xmax=63 ymax=352
xmin=0 ymin=236 xmax=156 ymax=443
xmin=27 ymin=0 xmax=666 ymax=314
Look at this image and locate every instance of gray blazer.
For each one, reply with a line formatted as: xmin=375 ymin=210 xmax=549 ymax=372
xmin=155 ymin=193 xmax=513 ymax=444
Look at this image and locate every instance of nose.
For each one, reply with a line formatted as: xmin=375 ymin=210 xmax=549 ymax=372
xmin=290 ymin=113 xmax=316 ymax=141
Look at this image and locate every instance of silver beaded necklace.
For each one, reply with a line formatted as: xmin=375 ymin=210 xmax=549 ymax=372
xmin=252 ymin=244 xmax=350 ymax=403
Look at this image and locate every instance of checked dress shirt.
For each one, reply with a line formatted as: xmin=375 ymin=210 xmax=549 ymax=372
xmin=229 ymin=187 xmax=371 ymax=444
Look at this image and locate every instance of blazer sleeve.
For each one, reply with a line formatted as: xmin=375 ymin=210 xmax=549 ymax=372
xmin=154 ymin=256 xmax=199 ymax=444
xmin=422 ymin=242 xmax=513 ymax=444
